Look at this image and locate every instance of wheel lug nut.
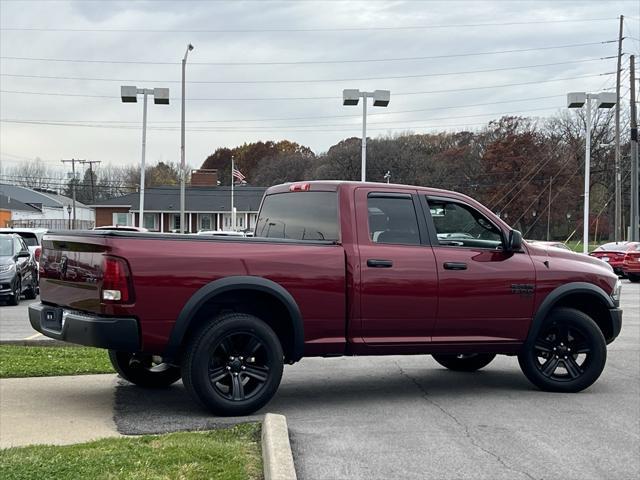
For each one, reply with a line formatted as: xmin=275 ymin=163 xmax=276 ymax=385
xmin=564 ymin=356 xmax=568 ymax=359
xmin=230 ymin=356 xmax=235 ymax=360
xmin=233 ymin=372 xmax=238 ymax=376
xmin=553 ymin=347 xmax=556 ymax=351
xmin=226 ymin=366 xmax=231 ymax=370
xmin=241 ymin=366 xmax=246 ymax=370
xmin=239 ymin=356 xmax=244 ymax=361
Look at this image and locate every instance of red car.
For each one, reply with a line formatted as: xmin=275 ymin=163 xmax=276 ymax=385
xmin=29 ymin=181 xmax=622 ymax=415
xmin=621 ymin=243 xmax=640 ymax=282
xmin=590 ymin=242 xmax=632 ymax=276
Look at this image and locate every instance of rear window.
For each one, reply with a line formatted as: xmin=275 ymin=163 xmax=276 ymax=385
xmin=255 ymin=192 xmax=338 ymax=241
xmin=16 ymin=233 xmax=38 ymax=247
xmin=595 ymin=243 xmax=629 ymax=252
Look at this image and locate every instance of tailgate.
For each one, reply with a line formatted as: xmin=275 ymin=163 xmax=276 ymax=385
xmin=40 ymin=235 xmax=109 ymax=312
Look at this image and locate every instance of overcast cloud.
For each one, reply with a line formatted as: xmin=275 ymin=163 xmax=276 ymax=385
xmin=0 ymin=0 xmax=638 ymax=175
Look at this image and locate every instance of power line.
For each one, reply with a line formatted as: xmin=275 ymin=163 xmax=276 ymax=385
xmin=0 ymin=40 xmax=616 ymax=66
xmin=0 ymin=17 xmax=617 ymax=33
xmin=0 ymin=72 xmax=614 ymax=102
xmin=0 ymin=57 xmax=613 ymax=85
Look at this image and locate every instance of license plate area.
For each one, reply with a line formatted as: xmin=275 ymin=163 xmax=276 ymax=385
xmin=41 ymin=306 xmax=63 ymax=333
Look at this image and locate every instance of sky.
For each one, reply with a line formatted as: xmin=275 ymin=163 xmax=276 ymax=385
xmin=0 ymin=0 xmax=638 ymax=178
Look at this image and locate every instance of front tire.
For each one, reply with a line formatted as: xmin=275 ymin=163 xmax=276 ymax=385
xmin=7 ymin=278 xmax=20 ymax=306
xmin=628 ymin=273 xmax=640 ymax=283
xmin=108 ymin=351 xmax=182 ymax=388
xmin=518 ymin=308 xmax=606 ymax=393
xmin=24 ymin=280 xmax=37 ymax=300
xmin=181 ymin=313 xmax=284 ymax=416
xmin=432 ymin=353 xmax=496 ymax=372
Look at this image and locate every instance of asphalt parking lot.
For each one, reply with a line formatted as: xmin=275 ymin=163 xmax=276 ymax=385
xmin=0 ymin=298 xmax=42 ymax=341
xmin=2 ymin=282 xmax=639 ymax=479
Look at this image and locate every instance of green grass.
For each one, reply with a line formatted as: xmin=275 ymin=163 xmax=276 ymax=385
xmin=565 ymin=241 xmax=599 ymax=253
xmin=0 ymin=345 xmax=114 ymax=378
xmin=0 ymin=424 xmax=263 ymax=480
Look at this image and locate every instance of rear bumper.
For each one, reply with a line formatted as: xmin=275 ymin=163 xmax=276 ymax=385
xmin=28 ymin=302 xmax=140 ymax=352
xmin=607 ymin=307 xmax=623 ymax=344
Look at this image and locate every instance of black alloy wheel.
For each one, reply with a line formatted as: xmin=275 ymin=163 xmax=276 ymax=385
xmin=182 ymin=313 xmax=284 ymax=416
xmin=518 ymin=308 xmax=606 ymax=392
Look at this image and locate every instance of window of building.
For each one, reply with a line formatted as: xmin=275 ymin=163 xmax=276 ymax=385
xmin=171 ymin=214 xmax=180 ymax=231
xmin=143 ymin=213 xmax=158 ymax=231
xmin=199 ymin=214 xmax=212 ymax=231
xmin=112 ymin=212 xmax=131 ymax=226
xmin=367 ymin=195 xmax=420 ymax=245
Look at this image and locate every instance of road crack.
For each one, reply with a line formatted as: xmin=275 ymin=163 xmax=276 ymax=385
xmin=395 ymin=361 xmax=537 ymax=480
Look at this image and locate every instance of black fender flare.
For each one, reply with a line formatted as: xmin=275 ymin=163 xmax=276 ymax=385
xmin=525 ymin=282 xmax=614 ymax=346
xmin=163 ymin=276 xmax=304 ymax=362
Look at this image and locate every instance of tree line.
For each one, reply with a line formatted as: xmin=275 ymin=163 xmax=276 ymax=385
xmin=2 ymin=110 xmax=630 ymax=241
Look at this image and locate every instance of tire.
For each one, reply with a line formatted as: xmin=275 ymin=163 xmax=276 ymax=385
xmin=181 ymin=312 xmax=284 ymax=416
xmin=24 ymin=280 xmax=37 ymax=300
xmin=628 ymin=274 xmax=640 ymax=283
xmin=518 ymin=308 xmax=606 ymax=393
xmin=7 ymin=278 xmax=20 ymax=306
xmin=432 ymin=353 xmax=496 ymax=372
xmin=108 ymin=350 xmax=182 ymax=388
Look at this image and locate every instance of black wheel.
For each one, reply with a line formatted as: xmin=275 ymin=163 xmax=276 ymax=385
xmin=181 ymin=312 xmax=284 ymax=416
xmin=432 ymin=353 xmax=496 ymax=372
xmin=518 ymin=308 xmax=606 ymax=393
xmin=24 ymin=280 xmax=37 ymax=300
xmin=108 ymin=351 xmax=182 ymax=388
xmin=628 ymin=274 xmax=640 ymax=283
xmin=7 ymin=278 xmax=20 ymax=306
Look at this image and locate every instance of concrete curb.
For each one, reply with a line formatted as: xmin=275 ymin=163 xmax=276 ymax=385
xmin=262 ymin=413 xmax=297 ymax=480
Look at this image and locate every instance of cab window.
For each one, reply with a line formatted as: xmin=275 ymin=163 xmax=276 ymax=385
xmin=368 ymin=195 xmax=421 ymax=246
xmin=427 ymin=198 xmax=503 ymax=249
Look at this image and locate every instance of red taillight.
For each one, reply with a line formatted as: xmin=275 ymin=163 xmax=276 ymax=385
xmin=101 ymin=256 xmax=133 ymax=303
xmin=34 ymin=247 xmax=41 ymax=262
xmin=289 ymin=183 xmax=310 ymax=192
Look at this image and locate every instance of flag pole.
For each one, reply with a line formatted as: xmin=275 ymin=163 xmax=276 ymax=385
xmin=231 ymin=155 xmax=235 ymax=231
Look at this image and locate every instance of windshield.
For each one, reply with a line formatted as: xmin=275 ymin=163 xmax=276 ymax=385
xmin=0 ymin=237 xmax=13 ymax=256
xmin=17 ymin=234 xmax=38 ymax=247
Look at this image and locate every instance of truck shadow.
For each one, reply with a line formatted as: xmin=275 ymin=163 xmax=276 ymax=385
xmin=114 ymin=364 xmax=536 ymax=435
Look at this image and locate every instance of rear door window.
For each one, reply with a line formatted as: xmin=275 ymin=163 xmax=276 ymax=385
xmin=256 ymin=192 xmax=339 ymax=241
xmin=367 ymin=195 xmax=421 ymax=245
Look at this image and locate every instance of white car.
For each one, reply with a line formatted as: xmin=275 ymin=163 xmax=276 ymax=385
xmin=0 ymin=227 xmax=48 ymax=265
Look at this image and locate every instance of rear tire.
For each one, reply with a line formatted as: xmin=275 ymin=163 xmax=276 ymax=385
xmin=432 ymin=353 xmax=496 ymax=372
xmin=24 ymin=281 xmax=37 ymax=300
xmin=628 ymin=274 xmax=640 ymax=283
xmin=518 ymin=308 xmax=606 ymax=393
xmin=108 ymin=351 xmax=181 ymax=388
xmin=181 ymin=312 xmax=284 ymax=416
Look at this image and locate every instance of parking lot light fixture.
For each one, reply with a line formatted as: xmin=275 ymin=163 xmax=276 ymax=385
xmin=343 ymin=88 xmax=391 ymax=181
xmin=567 ymin=91 xmax=616 ymax=253
xmin=121 ymin=85 xmax=170 ymax=229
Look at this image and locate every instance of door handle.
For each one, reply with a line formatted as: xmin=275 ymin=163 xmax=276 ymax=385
xmin=443 ymin=262 xmax=467 ymax=270
xmin=367 ymin=259 xmax=393 ymax=268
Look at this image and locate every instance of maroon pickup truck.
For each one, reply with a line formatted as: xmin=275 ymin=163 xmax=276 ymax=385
xmin=29 ymin=181 xmax=622 ymax=415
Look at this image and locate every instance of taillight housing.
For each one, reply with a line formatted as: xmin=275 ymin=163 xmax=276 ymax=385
xmin=101 ymin=255 xmax=134 ymax=303
xmin=289 ymin=183 xmax=311 ymax=192
xmin=34 ymin=247 xmax=41 ymax=263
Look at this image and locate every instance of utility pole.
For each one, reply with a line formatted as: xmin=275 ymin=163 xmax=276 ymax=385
xmin=630 ymin=54 xmax=639 ymax=241
xmin=547 ymin=176 xmax=553 ymax=241
xmin=614 ymin=14 xmax=624 ymax=241
xmin=80 ymin=160 xmax=101 ymax=204
xmin=61 ymin=158 xmax=84 ymax=229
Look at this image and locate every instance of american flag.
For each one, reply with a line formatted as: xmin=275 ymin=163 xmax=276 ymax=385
xmin=232 ymin=168 xmax=246 ymax=182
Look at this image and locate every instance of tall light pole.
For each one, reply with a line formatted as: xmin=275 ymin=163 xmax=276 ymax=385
xmin=121 ymin=86 xmax=170 ymax=229
xmin=180 ymin=43 xmax=194 ymax=234
xmin=567 ymin=91 xmax=616 ymax=253
xmin=342 ymin=89 xmax=390 ymax=181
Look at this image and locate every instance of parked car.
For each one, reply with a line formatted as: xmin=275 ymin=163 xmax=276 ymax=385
xmin=196 ymin=230 xmax=246 ymax=237
xmin=589 ymin=242 xmax=632 ymax=276
xmin=0 ymin=227 xmax=48 ymax=266
xmin=526 ymin=240 xmax=572 ymax=251
xmin=621 ymin=243 xmax=640 ymax=282
xmin=0 ymin=234 xmax=38 ymax=305
xmin=29 ymin=181 xmax=622 ymax=415
xmin=93 ymin=225 xmax=149 ymax=232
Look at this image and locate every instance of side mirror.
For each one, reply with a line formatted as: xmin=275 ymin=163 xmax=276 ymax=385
xmin=507 ymin=230 xmax=523 ymax=252
xmin=18 ymin=250 xmax=31 ymax=258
